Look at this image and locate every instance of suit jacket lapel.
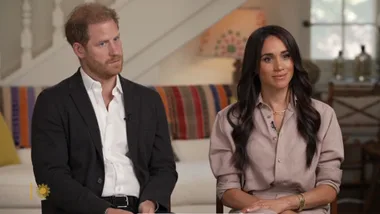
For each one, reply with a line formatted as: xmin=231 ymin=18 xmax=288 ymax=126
xmin=120 ymin=77 xmax=141 ymax=167
xmin=69 ymin=70 xmax=104 ymax=161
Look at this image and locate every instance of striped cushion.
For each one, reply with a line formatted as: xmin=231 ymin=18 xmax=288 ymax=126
xmin=0 ymin=84 xmax=235 ymax=147
xmin=151 ymin=84 xmax=234 ymax=139
xmin=0 ymin=87 xmax=45 ymax=148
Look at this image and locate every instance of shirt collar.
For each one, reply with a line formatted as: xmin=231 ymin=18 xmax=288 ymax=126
xmin=80 ymin=67 xmax=123 ymax=95
xmin=256 ymin=92 xmax=297 ymax=112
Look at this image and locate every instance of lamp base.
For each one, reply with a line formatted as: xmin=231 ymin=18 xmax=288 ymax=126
xmin=232 ymin=59 xmax=242 ymax=84
xmin=232 ymin=59 xmax=242 ymax=98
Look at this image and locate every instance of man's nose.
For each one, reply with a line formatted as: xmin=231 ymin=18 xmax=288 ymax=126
xmin=109 ymin=42 xmax=121 ymax=56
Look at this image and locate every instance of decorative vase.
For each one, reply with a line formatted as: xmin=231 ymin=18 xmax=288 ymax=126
xmin=332 ymin=50 xmax=345 ymax=80
xmin=354 ymin=45 xmax=372 ymax=82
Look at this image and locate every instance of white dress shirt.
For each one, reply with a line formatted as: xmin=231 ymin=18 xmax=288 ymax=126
xmin=80 ymin=68 xmax=140 ymax=197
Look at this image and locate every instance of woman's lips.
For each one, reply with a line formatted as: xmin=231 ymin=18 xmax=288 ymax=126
xmin=273 ymin=73 xmax=287 ymax=80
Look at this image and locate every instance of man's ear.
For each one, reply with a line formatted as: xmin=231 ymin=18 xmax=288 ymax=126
xmin=73 ymin=42 xmax=85 ymax=59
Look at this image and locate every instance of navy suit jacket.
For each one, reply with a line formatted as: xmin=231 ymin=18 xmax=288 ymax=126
xmin=31 ymin=69 xmax=178 ymax=214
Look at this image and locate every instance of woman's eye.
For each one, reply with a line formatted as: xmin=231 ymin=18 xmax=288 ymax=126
xmin=263 ymin=57 xmax=271 ymax=62
xmin=283 ymin=53 xmax=291 ymax=59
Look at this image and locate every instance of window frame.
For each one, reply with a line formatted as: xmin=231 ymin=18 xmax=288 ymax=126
xmin=306 ymin=0 xmax=380 ymax=60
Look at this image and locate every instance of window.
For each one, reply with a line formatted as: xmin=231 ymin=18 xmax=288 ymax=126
xmin=310 ymin=0 xmax=377 ymax=59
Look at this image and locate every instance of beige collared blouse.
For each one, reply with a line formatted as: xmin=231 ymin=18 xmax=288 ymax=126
xmin=209 ymin=95 xmax=344 ymax=213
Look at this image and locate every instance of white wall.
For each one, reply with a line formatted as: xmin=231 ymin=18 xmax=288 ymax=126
xmin=0 ymin=0 xmax=115 ymax=78
xmin=0 ymin=0 xmax=308 ymax=86
xmin=3 ymin=0 xmax=377 ymax=87
xmin=2 ymin=0 xmax=246 ymax=86
xmin=0 ymin=0 xmax=323 ymax=87
xmin=136 ymin=37 xmax=236 ymax=86
xmin=135 ymin=0 xmax=380 ymax=93
xmin=134 ymin=0 xmax=311 ymax=86
xmin=0 ymin=0 xmax=23 ymax=78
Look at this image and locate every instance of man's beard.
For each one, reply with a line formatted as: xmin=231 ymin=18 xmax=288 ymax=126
xmin=86 ymin=57 xmax=123 ymax=79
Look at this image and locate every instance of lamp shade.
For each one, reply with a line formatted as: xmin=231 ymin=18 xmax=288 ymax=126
xmin=199 ymin=8 xmax=266 ymax=59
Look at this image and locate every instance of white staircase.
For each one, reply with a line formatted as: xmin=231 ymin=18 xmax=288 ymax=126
xmin=0 ymin=0 xmax=246 ymax=86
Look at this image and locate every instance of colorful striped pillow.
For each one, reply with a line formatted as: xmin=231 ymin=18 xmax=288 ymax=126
xmin=0 ymin=87 xmax=45 ymax=148
xmin=0 ymin=84 xmax=235 ymax=148
xmin=151 ymin=84 xmax=234 ymax=140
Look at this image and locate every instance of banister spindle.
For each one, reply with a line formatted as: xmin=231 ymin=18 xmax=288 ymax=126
xmin=52 ymin=0 xmax=63 ymax=47
xmin=21 ymin=0 xmax=32 ymax=65
xmin=0 ymin=52 xmax=2 ymax=79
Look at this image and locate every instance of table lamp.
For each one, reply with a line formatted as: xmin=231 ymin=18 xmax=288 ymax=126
xmin=198 ymin=8 xmax=266 ymax=92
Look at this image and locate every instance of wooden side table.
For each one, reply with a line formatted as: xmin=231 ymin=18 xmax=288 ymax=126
xmin=327 ymin=79 xmax=380 ymax=202
xmin=362 ymin=142 xmax=380 ymax=214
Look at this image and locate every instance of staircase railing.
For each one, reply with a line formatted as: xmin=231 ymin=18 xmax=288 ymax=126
xmin=0 ymin=0 xmax=130 ymax=80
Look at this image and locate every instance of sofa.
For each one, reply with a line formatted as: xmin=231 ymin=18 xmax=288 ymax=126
xmin=0 ymin=84 xmax=235 ymax=214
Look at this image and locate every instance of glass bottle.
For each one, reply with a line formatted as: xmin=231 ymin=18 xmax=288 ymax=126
xmin=332 ymin=50 xmax=344 ymax=80
xmin=354 ymin=45 xmax=372 ymax=82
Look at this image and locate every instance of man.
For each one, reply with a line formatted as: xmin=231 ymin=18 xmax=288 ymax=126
xmin=31 ymin=3 xmax=178 ymax=214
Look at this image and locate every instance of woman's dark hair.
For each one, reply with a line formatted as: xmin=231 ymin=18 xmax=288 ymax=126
xmin=227 ymin=25 xmax=321 ymax=171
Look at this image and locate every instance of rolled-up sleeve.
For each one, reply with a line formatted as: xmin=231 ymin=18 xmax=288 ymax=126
xmin=316 ymin=109 xmax=344 ymax=193
xmin=209 ymin=112 xmax=241 ymax=200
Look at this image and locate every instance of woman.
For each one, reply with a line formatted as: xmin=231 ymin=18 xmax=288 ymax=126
xmin=208 ymin=25 xmax=344 ymax=214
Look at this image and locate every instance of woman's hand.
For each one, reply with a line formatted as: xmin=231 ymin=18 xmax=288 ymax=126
xmin=241 ymin=198 xmax=291 ymax=213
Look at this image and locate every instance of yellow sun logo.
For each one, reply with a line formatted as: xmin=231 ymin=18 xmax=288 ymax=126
xmin=37 ymin=184 xmax=50 ymax=199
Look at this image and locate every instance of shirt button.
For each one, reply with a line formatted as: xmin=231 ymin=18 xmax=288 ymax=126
xmin=278 ymin=159 xmax=281 ymax=163
xmin=267 ymin=115 xmax=271 ymax=119
xmin=97 ymin=178 xmax=103 ymax=184
xmin=273 ymin=137 xmax=277 ymax=141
